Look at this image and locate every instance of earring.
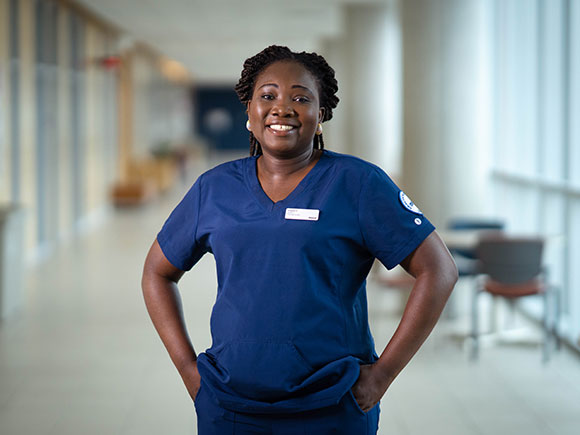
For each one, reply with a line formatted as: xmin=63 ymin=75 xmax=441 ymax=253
xmin=246 ymin=120 xmax=251 ymax=131
xmin=316 ymin=123 xmax=323 ymax=136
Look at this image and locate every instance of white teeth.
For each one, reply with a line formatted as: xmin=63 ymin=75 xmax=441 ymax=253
xmin=269 ymin=125 xmax=294 ymax=131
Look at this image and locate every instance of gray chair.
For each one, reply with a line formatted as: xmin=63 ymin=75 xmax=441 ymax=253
xmin=447 ymin=218 xmax=505 ymax=276
xmin=470 ymin=235 xmax=560 ymax=362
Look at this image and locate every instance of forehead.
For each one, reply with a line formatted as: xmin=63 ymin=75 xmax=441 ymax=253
xmin=254 ymin=61 xmax=319 ymax=95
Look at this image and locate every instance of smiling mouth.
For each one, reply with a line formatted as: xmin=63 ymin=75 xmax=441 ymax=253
xmin=268 ymin=124 xmax=296 ymax=132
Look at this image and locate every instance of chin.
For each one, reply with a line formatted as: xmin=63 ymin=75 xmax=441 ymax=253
xmin=264 ymin=143 xmax=311 ymax=156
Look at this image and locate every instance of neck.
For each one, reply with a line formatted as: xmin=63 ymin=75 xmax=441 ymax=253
xmin=258 ymin=147 xmax=321 ymax=179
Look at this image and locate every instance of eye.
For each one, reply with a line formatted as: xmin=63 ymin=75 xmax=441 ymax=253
xmin=294 ymin=96 xmax=310 ymax=103
xmin=260 ymin=93 xmax=274 ymax=101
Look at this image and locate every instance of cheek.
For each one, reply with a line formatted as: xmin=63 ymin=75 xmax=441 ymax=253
xmin=250 ymin=103 xmax=269 ymax=121
xmin=305 ymin=108 xmax=321 ymax=126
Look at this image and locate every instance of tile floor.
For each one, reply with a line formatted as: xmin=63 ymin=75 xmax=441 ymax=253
xmin=1 ymin=154 xmax=579 ymax=435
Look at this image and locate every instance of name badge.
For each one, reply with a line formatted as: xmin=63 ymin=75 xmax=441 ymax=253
xmin=285 ymin=208 xmax=320 ymax=221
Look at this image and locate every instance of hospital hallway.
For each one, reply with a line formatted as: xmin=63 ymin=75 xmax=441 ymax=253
xmin=0 ymin=153 xmax=578 ymax=435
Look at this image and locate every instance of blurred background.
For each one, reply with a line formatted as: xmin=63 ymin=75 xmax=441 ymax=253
xmin=0 ymin=0 xmax=579 ymax=434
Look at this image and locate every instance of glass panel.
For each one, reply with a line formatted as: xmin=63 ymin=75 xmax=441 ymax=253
xmin=45 ymin=1 xmax=59 ymax=242
xmin=567 ymin=198 xmax=580 ymax=339
xmin=103 ymin=36 xmax=118 ymax=185
xmin=500 ymin=182 xmax=519 ymax=231
xmin=70 ymin=13 xmax=86 ymax=223
xmin=494 ymin=0 xmax=517 ymax=172
xmin=516 ymin=185 xmax=541 ymax=233
xmin=9 ymin=0 xmax=20 ymax=201
xmin=492 ymin=181 xmax=540 ymax=233
xmin=540 ymin=0 xmax=565 ymax=181
xmin=35 ymin=0 xmax=46 ymax=243
xmin=541 ymin=192 xmax=566 ymax=292
xmin=35 ymin=0 xmax=60 ymax=244
xmin=512 ymin=0 xmax=539 ymax=176
xmin=491 ymin=0 xmax=579 ymax=345
xmin=569 ymin=0 xmax=580 ymax=186
xmin=494 ymin=0 xmax=539 ymax=176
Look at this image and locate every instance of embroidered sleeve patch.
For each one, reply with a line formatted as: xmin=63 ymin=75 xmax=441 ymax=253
xmin=399 ymin=191 xmax=423 ymax=215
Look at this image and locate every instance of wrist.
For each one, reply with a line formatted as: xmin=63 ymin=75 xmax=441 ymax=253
xmin=373 ymin=360 xmax=396 ymax=387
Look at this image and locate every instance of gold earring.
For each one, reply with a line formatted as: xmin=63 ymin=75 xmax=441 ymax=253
xmin=246 ymin=120 xmax=251 ymax=131
xmin=315 ymin=123 xmax=323 ymax=136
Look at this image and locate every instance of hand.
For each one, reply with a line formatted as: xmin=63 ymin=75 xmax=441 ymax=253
xmin=350 ymin=363 xmax=390 ymax=412
xmin=179 ymin=360 xmax=202 ymax=402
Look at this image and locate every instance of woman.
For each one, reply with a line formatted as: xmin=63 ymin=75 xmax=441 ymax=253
xmin=142 ymin=45 xmax=458 ymax=434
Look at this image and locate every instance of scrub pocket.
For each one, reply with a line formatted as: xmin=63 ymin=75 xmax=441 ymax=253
xmin=215 ymin=340 xmax=314 ymax=401
xmin=347 ymin=389 xmax=369 ymax=416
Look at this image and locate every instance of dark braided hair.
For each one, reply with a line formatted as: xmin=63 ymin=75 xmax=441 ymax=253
xmin=235 ymin=45 xmax=339 ymax=156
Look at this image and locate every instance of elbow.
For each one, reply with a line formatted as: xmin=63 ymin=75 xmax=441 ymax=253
xmin=141 ymin=270 xmax=155 ymax=298
xmin=415 ymin=258 xmax=458 ymax=298
xmin=448 ymin=255 xmax=459 ymax=284
xmin=141 ymin=271 xmax=150 ymax=294
xmin=425 ymin=255 xmax=458 ymax=298
xmin=141 ymin=259 xmax=155 ymax=293
xmin=443 ymin=257 xmax=459 ymax=295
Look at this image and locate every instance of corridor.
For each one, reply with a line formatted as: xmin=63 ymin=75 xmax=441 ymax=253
xmin=1 ymin=154 xmax=578 ymax=435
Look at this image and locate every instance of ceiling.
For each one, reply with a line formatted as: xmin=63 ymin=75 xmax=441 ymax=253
xmin=76 ymin=0 xmax=390 ymax=84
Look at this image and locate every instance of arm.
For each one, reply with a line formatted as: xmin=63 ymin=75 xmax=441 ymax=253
xmin=141 ymin=239 xmax=201 ymax=401
xmin=351 ymin=231 xmax=458 ymax=411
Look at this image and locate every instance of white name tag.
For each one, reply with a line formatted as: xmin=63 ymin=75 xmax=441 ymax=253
xmin=285 ymin=208 xmax=320 ymax=221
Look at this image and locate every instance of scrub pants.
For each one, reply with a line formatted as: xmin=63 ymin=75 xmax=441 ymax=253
xmin=194 ymin=382 xmax=380 ymax=435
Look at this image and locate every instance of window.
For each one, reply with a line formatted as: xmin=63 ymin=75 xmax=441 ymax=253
xmin=492 ymin=0 xmax=580 ymax=345
xmin=9 ymin=0 xmax=20 ymax=202
xmin=569 ymin=0 xmax=580 ymax=188
xmin=70 ymin=13 xmax=86 ymax=224
xmin=35 ymin=0 xmax=59 ymax=245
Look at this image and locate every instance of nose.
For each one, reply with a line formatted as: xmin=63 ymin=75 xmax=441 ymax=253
xmin=271 ymin=100 xmax=295 ymax=117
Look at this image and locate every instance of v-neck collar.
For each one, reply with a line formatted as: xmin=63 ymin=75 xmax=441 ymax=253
xmin=245 ymin=150 xmax=329 ymax=212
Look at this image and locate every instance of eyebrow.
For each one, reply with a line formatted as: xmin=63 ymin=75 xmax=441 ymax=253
xmin=258 ymin=83 xmax=314 ymax=94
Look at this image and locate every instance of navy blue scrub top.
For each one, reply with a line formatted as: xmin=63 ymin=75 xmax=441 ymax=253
xmin=157 ymin=150 xmax=435 ymax=414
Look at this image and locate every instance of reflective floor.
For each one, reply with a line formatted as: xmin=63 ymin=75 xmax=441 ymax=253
xmin=1 ymin=156 xmax=579 ymax=435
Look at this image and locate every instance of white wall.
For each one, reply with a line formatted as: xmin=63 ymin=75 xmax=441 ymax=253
xmin=322 ymin=2 xmax=403 ymax=179
xmin=400 ymin=0 xmax=493 ymax=227
xmin=322 ymin=0 xmax=494 ymax=228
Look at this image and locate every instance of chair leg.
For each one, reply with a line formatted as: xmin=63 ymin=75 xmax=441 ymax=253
xmin=506 ymin=298 xmax=517 ymax=330
xmin=542 ymin=291 xmax=550 ymax=364
xmin=470 ymin=287 xmax=480 ymax=361
xmin=490 ymin=295 xmax=498 ymax=334
xmin=554 ymin=286 xmax=561 ymax=351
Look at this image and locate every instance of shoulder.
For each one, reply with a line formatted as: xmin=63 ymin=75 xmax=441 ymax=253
xmin=324 ymin=151 xmax=402 ymax=206
xmin=324 ymin=150 xmax=388 ymax=183
xmin=196 ymin=155 xmax=254 ymax=185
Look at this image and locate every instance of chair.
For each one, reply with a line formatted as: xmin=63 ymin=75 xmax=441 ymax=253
xmin=470 ymin=235 xmax=560 ymax=362
xmin=447 ymin=218 xmax=505 ymax=276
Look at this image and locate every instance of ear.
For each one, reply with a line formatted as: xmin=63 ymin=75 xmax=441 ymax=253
xmin=246 ymin=101 xmax=251 ymax=115
xmin=318 ymin=107 xmax=326 ymax=123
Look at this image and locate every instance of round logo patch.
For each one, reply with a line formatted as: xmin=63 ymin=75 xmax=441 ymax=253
xmin=399 ymin=191 xmax=423 ymax=215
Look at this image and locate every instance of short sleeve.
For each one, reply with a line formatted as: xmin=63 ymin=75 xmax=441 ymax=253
xmin=157 ymin=177 xmax=207 ymax=271
xmin=358 ymin=167 xmax=435 ymax=269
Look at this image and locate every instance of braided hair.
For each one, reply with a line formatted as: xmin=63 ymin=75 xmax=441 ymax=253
xmin=235 ymin=45 xmax=339 ymax=156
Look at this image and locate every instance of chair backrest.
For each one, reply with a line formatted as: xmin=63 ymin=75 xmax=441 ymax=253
xmin=476 ymin=236 xmax=544 ymax=284
xmin=448 ymin=218 xmax=505 ymax=232
xmin=447 ymin=218 xmax=506 ymax=260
